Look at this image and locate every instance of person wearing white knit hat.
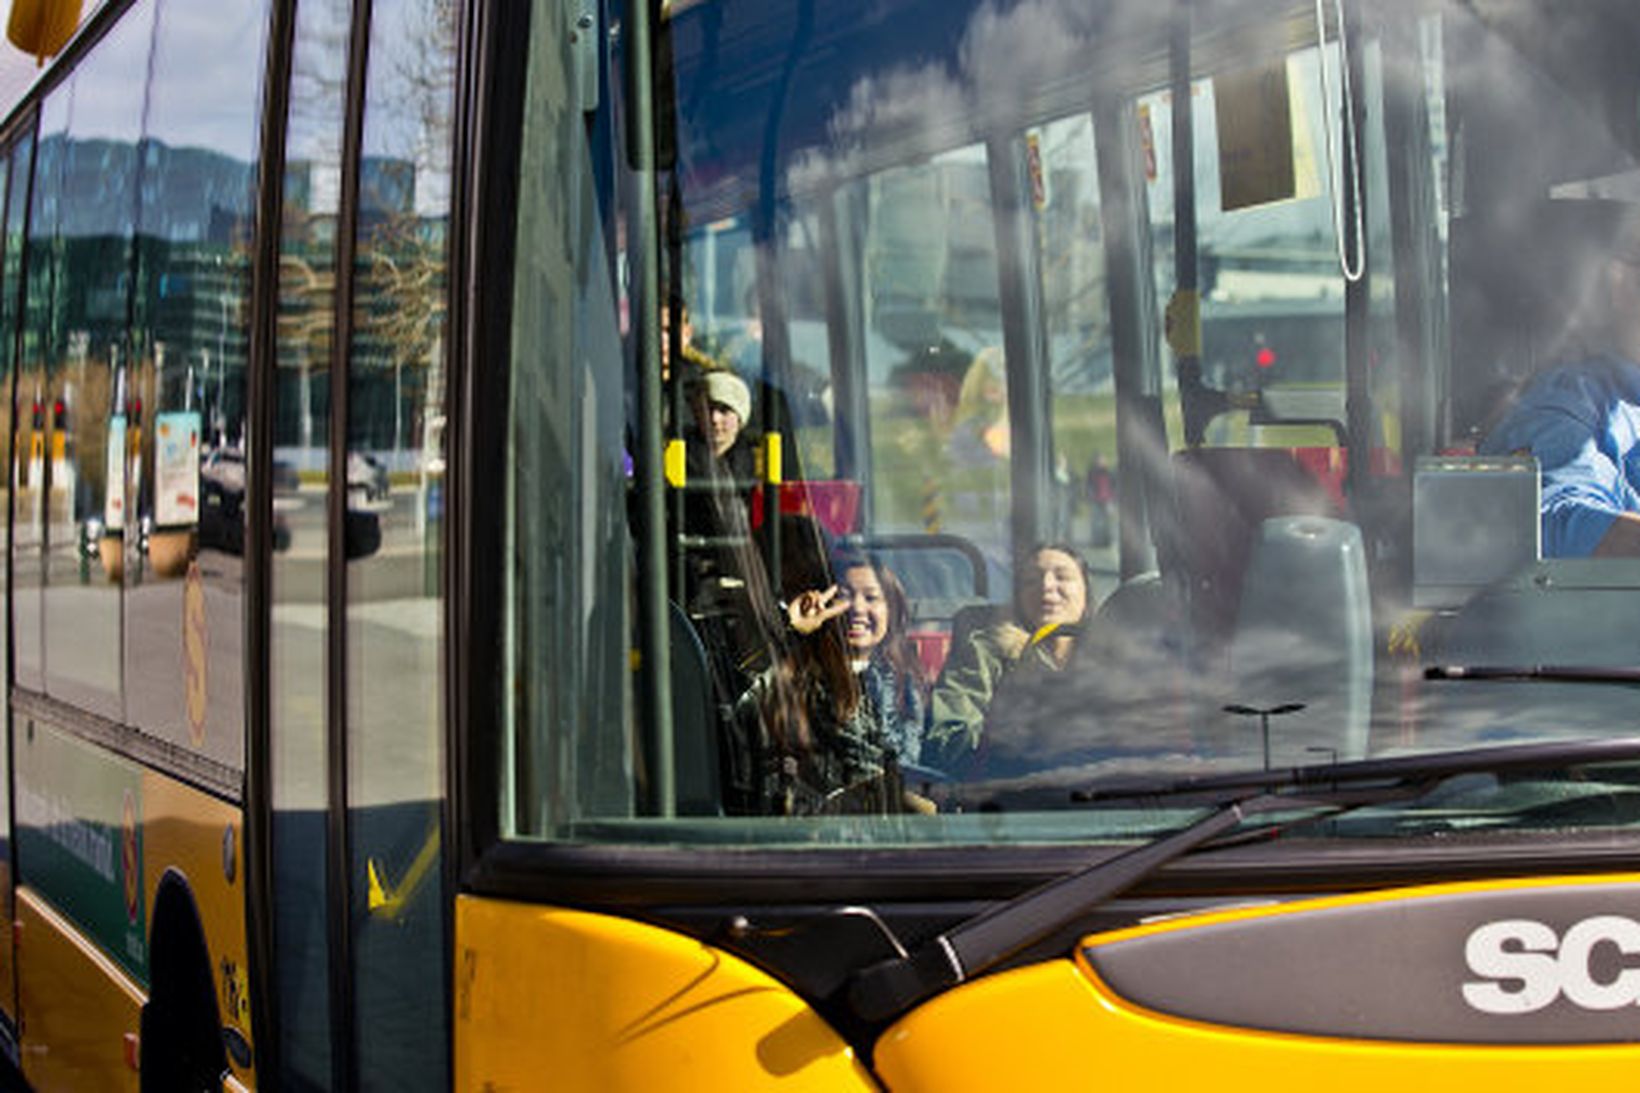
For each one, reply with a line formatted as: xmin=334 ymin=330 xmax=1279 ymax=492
xmin=680 ymin=367 xmax=757 ymax=618
xmin=700 ymin=370 xmax=752 ymax=459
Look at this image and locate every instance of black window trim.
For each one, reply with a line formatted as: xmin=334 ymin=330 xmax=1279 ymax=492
xmin=0 ymin=109 xmax=34 ymax=1054
xmin=323 ymin=0 xmax=376 ymax=1085
xmin=450 ymin=0 xmax=518 ymax=886
xmin=442 ymin=0 xmax=489 ymax=1080
xmin=462 ymin=825 xmax=1640 ymax=912
xmin=244 ymin=0 xmax=296 ymax=1085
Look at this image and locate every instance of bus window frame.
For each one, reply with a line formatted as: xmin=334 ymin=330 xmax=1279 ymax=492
xmin=454 ymin=0 xmax=534 ymax=871
xmin=0 ymin=102 xmax=36 ymax=702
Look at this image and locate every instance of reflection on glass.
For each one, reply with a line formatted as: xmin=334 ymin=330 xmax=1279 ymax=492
xmin=15 ymin=93 xmax=65 ymax=694
xmin=1360 ymin=42 xmax=1403 ymax=466
xmin=271 ymin=0 xmax=347 ymax=1084
xmin=123 ymin=0 xmax=265 ymax=773
xmin=507 ymin=0 xmax=632 ymax=836
xmin=0 ymin=143 xmax=15 ymax=948
xmin=685 ymin=217 xmax=761 ymax=374
xmin=1139 ymin=47 xmax=1345 ymax=452
xmin=347 ymin=0 xmax=452 ymax=1084
xmin=856 ymin=147 xmax=1009 ymax=579
xmin=503 ymin=0 xmax=1640 ymax=848
xmin=1 ymin=138 xmax=29 ymax=704
xmin=40 ymin=0 xmax=156 ymax=720
xmin=1035 ymin=115 xmax=1119 ymax=582
xmin=780 ymin=207 xmax=837 ymax=480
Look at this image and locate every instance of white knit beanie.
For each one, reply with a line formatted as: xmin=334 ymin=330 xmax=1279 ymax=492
xmin=703 ymin=370 xmax=751 ymax=423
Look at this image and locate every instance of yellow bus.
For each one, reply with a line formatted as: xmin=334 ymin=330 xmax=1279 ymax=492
xmin=6 ymin=0 xmax=1640 ymax=1088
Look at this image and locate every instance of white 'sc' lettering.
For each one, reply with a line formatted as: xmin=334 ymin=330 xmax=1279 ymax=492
xmin=1462 ymin=919 xmax=1560 ymax=1014
xmin=1558 ymin=916 xmax=1640 ymax=1010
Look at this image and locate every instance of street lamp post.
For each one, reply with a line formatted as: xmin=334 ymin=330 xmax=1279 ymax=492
xmin=1223 ymin=702 xmax=1307 ymax=770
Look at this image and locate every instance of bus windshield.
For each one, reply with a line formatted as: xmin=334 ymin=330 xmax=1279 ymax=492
xmin=499 ymin=0 xmax=1640 ymax=848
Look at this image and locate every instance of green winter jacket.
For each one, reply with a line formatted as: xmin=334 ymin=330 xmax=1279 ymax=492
xmin=927 ymin=621 xmax=1073 ymax=771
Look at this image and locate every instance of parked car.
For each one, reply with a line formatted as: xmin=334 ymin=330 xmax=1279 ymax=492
xmin=348 ymin=451 xmax=391 ymax=503
xmin=200 ymin=450 xmax=299 ymax=555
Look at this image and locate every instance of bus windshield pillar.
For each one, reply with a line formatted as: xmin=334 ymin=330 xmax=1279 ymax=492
xmin=988 ymin=132 xmax=1052 ymax=565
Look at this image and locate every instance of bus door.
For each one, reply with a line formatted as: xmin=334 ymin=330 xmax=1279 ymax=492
xmin=263 ymin=0 xmax=455 ymax=1087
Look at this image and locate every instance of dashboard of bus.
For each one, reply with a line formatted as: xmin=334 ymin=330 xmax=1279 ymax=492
xmin=486 ymin=0 xmax=1640 ymax=865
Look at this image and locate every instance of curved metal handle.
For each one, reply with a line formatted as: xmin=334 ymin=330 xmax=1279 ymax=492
xmin=1315 ymin=0 xmax=1365 ymax=283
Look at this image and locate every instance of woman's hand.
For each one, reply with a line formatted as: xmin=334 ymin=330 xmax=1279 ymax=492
xmin=787 ymin=585 xmax=849 ymax=635
xmin=994 ymin=622 xmax=1031 ymax=659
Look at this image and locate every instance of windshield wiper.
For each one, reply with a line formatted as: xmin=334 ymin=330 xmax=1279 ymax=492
xmin=1425 ymin=664 xmax=1640 ymax=685
xmin=1073 ymin=735 xmax=1640 ymax=804
xmin=845 ymin=736 xmax=1640 ymax=1026
xmin=845 ymin=790 xmax=1354 ymax=1023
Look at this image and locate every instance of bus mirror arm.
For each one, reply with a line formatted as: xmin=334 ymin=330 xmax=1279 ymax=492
xmin=846 ymin=941 xmax=968 ymax=1025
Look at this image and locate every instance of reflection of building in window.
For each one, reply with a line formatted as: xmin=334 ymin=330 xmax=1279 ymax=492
xmin=29 ymin=135 xmax=258 ymax=523
xmin=275 ymin=154 xmax=448 ymax=461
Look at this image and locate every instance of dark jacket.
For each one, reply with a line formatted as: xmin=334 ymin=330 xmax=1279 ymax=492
xmin=728 ymin=663 xmax=912 ymax=815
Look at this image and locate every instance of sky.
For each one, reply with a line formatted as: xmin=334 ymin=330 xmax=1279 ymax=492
xmin=0 ymin=0 xmax=453 ymax=215
xmin=0 ymin=0 xmax=113 ymax=126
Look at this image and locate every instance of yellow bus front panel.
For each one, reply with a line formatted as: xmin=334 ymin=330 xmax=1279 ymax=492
xmin=453 ymin=896 xmax=875 ymax=1092
xmin=875 ymin=959 xmax=1640 ymax=1092
xmin=875 ymin=875 xmax=1640 ymax=1090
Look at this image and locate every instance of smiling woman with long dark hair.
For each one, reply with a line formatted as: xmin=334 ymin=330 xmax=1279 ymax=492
xmin=829 ymin=549 xmax=928 ymax=766
xmin=926 ymin=542 xmax=1095 ymax=775
xmin=717 ymin=515 xmax=932 ymax=813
